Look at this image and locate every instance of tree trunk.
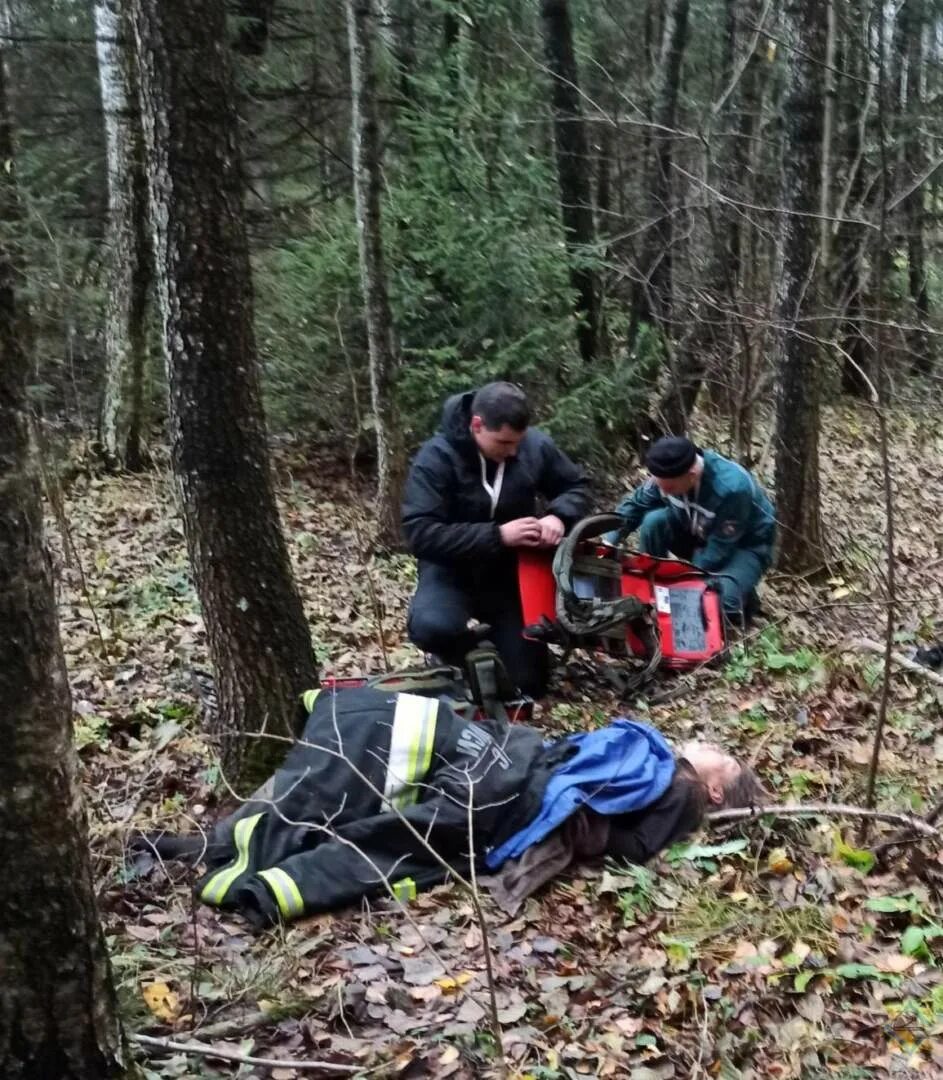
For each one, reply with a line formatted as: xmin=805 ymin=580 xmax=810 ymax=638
xmin=833 ymin=0 xmax=872 ymax=396
xmin=346 ymin=0 xmax=405 ymax=549
xmin=630 ymin=0 xmax=690 ymax=338
xmin=95 ymin=0 xmax=150 ymax=472
xmin=539 ymin=0 xmax=599 ymax=363
xmin=659 ymin=0 xmax=745 ymax=434
xmin=129 ymin=0 xmax=318 ymax=784
xmin=899 ymin=0 xmax=932 ymax=374
xmin=0 ymin=43 xmax=129 ymax=1080
xmin=773 ymin=0 xmax=825 ymax=571
xmin=730 ymin=0 xmax=767 ymax=458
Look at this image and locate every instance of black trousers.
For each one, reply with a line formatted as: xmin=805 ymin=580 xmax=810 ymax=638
xmin=407 ymin=562 xmax=550 ymax=698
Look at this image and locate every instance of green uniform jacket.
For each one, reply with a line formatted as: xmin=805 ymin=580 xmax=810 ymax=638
xmin=614 ymin=450 xmax=776 ymax=572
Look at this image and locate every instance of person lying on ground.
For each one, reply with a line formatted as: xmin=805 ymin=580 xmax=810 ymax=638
xmin=137 ymin=687 xmax=761 ymax=927
xmin=611 ymin=435 xmax=776 ymax=624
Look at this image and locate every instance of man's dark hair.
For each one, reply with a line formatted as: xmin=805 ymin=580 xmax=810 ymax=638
xmin=471 ymin=382 xmax=531 ymax=431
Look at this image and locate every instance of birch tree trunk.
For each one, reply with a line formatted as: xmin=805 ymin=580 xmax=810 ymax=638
xmin=346 ymin=0 xmax=405 ymax=549
xmin=834 ymin=0 xmax=872 ymax=397
xmin=95 ymin=0 xmax=150 ymax=471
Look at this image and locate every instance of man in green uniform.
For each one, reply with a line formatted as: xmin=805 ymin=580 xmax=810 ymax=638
xmin=611 ymin=436 xmax=776 ymax=621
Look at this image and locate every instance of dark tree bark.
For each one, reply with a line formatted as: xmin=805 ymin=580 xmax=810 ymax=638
xmin=773 ymin=0 xmax=826 ymax=571
xmin=95 ymin=0 xmax=151 ymax=472
xmin=630 ymin=0 xmax=690 ymax=339
xmin=540 ymin=0 xmax=600 ymax=363
xmin=899 ymin=0 xmax=932 ymax=374
xmin=659 ymin=0 xmax=747 ymax=434
xmin=231 ymin=0 xmax=276 ymax=56
xmin=728 ymin=0 xmax=766 ymax=456
xmin=0 ymin=43 xmax=129 ymax=1080
xmin=129 ymin=0 xmax=318 ymax=783
xmin=346 ymin=0 xmax=406 ymax=549
xmin=443 ymin=4 xmax=459 ymax=52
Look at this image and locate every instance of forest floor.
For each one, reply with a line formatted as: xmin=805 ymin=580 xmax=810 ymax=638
xmin=59 ymin=402 xmax=943 ymax=1079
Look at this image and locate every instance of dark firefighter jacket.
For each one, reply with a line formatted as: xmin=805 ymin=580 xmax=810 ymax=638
xmin=400 ymin=390 xmax=592 ymax=586
xmin=193 ymin=688 xmax=691 ymax=927
xmin=196 ymin=687 xmax=566 ymax=926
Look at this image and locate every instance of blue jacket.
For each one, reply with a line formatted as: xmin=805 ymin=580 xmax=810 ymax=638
xmin=484 ymin=719 xmax=676 ymax=869
xmin=613 ymin=450 xmax=776 ymax=571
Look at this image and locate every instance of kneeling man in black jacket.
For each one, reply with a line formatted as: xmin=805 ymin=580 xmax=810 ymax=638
xmin=400 ymin=382 xmax=591 ymax=697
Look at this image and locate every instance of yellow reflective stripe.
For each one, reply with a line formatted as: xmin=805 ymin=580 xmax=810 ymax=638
xmin=396 ymin=698 xmax=438 ymax=810
xmin=389 ymin=697 xmax=438 ymax=811
xmin=200 ymin=813 xmax=264 ymax=906
xmin=258 ymin=867 xmax=305 ymax=919
xmin=392 ymin=877 xmax=417 ymax=904
xmin=384 ymin=694 xmax=421 ymax=806
xmin=301 ymin=688 xmax=321 ymax=713
xmin=416 ymin=699 xmax=437 ymax=780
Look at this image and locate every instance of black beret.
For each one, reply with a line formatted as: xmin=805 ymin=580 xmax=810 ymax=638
xmin=645 ymin=436 xmax=697 ymax=478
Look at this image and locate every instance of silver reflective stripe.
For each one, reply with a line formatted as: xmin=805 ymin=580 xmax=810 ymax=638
xmin=382 ymin=694 xmax=439 ymax=812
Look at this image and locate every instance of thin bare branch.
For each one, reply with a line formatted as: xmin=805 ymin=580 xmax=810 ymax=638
xmin=707 ymin=803 xmax=941 ymax=839
xmin=130 ymin=1032 xmax=362 ymax=1072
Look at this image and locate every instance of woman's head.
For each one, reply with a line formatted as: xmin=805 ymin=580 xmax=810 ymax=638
xmin=679 ymin=740 xmax=763 ymax=808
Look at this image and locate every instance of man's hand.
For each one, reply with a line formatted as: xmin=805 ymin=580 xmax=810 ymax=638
xmin=499 ymin=517 xmax=543 ymax=547
xmin=537 ymin=514 xmax=565 ymax=547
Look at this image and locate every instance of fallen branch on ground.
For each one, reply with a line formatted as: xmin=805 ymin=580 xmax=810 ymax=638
xmin=849 ymin=637 xmax=943 ymax=687
xmin=166 ymin=1008 xmax=274 ymax=1041
xmin=130 ymin=1033 xmax=361 ymax=1073
xmin=874 ymin=793 xmax=943 ymax=856
xmin=706 ymin=802 xmax=941 ymax=839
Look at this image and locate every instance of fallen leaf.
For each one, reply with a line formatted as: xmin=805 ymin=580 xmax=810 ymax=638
xmin=792 ymin=940 xmax=811 ymax=963
xmin=637 ymin=972 xmax=666 ymax=995
xmin=142 ymin=981 xmax=181 ymax=1023
xmin=455 ymin=996 xmax=486 ymax=1023
xmin=498 ymin=1000 xmax=528 ymax=1024
xmin=767 ymin=847 xmax=794 ymax=875
xmin=797 ymin=993 xmax=825 ymax=1024
xmin=401 ymin=955 xmax=446 ymax=985
xmin=876 ymin=953 xmax=917 ymax=974
xmin=125 ymin=924 xmax=161 ymax=942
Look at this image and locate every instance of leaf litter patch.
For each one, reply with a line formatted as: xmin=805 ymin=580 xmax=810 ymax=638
xmin=54 ymin=409 xmax=943 ymax=1076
